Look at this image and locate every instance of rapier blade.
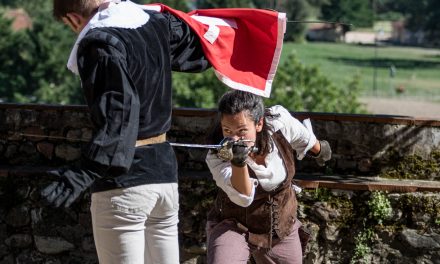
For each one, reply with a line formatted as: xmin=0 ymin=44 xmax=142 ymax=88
xmin=169 ymin=142 xmax=222 ymax=149
xmin=8 ymin=132 xmax=223 ymax=149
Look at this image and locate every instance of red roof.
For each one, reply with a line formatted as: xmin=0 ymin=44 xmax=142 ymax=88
xmin=3 ymin=8 xmax=33 ymax=31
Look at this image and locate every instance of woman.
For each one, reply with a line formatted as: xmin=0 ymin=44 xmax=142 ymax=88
xmin=205 ymin=90 xmax=331 ymax=263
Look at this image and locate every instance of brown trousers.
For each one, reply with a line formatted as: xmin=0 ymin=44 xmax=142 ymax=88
xmin=206 ymin=219 xmax=303 ymax=264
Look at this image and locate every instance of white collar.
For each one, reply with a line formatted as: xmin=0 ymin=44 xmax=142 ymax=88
xmin=67 ymin=0 xmax=150 ymax=75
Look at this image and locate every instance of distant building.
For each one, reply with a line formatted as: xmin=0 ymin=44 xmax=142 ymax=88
xmin=306 ymin=22 xmax=393 ymax=45
xmin=305 ymin=24 xmax=343 ymax=42
xmin=344 ymin=31 xmax=391 ymax=45
xmin=391 ymin=20 xmax=425 ymax=46
xmin=344 ymin=31 xmax=376 ymax=44
xmin=3 ymin=8 xmax=33 ymax=31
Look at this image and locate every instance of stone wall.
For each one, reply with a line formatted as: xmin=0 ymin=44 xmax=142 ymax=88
xmin=2 ymin=104 xmax=440 ymax=176
xmin=0 ymin=104 xmax=440 ymax=263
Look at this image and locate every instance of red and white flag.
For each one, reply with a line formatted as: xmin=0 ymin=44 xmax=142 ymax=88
xmin=144 ymin=4 xmax=287 ymax=98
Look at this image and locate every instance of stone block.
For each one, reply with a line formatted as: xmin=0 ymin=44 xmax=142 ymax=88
xmin=55 ymin=144 xmax=81 ymax=161
xmin=5 ymin=206 xmax=30 ymax=227
xmin=36 ymin=142 xmax=54 ymax=160
xmin=400 ymin=229 xmax=440 ymax=250
xmin=34 ymin=236 xmax=75 ymax=255
xmin=22 ymin=127 xmax=46 ymax=142
xmin=4 ymin=234 xmax=33 ymax=248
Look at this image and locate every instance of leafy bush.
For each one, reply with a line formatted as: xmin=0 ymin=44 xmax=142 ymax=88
xmin=0 ymin=1 xmax=82 ymax=104
xmin=1 ymin=1 xmax=366 ymax=114
xmin=171 ymin=52 xmax=366 ymax=114
xmin=367 ymin=191 xmax=392 ymax=225
xmin=266 ymin=52 xmax=366 ymax=113
xmin=380 ymin=150 xmax=440 ymax=181
xmin=172 ymin=70 xmax=227 ymax=109
xmin=351 ymin=227 xmax=374 ymax=264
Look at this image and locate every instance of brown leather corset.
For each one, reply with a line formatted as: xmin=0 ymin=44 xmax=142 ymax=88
xmin=208 ymin=130 xmax=297 ymax=248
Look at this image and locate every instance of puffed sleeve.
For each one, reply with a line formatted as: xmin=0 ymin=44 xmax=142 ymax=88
xmin=269 ymin=105 xmax=317 ymax=160
xmin=206 ymin=151 xmax=258 ymax=207
xmin=77 ymin=33 xmax=140 ymax=175
xmin=167 ymin=12 xmax=210 ymax=73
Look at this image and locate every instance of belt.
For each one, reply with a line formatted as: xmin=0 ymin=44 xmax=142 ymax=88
xmin=135 ymin=133 xmax=166 ymax=147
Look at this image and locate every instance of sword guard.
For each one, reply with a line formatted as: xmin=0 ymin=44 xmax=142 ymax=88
xmin=216 ymin=138 xmax=258 ymax=161
xmin=217 ymin=137 xmax=234 ymax=161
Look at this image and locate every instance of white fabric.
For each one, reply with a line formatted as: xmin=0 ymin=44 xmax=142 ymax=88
xmin=190 ymin=16 xmax=237 ymax=44
xmin=67 ymin=0 xmax=150 ymax=75
xmin=292 ymin=184 xmax=302 ymax=194
xmin=205 ymin=105 xmax=317 ymax=207
xmin=91 ymin=183 xmax=180 ymax=264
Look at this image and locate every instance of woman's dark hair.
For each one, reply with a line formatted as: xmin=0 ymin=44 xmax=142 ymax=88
xmin=208 ymin=90 xmax=277 ymax=156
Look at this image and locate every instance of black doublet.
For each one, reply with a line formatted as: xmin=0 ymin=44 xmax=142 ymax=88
xmin=76 ymin=10 xmax=209 ymax=192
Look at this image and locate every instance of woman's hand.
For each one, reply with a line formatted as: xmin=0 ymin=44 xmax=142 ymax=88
xmin=231 ymin=141 xmax=251 ymax=167
xmin=310 ymin=140 xmax=332 ymax=166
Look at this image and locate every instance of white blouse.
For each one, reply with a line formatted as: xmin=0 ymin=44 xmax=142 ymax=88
xmin=205 ymin=105 xmax=317 ymax=207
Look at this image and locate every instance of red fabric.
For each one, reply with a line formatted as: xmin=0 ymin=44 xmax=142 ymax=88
xmin=146 ymin=4 xmax=286 ymax=97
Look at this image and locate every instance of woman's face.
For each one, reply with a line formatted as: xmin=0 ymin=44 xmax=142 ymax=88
xmin=220 ymin=110 xmax=263 ymax=145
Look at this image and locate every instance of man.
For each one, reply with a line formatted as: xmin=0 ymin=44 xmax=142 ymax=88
xmin=41 ymin=0 xmax=209 ymax=263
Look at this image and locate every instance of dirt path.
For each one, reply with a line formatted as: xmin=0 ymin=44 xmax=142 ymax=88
xmin=360 ymin=97 xmax=440 ymax=119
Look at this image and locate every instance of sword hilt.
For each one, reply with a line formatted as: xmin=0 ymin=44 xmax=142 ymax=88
xmin=217 ymin=137 xmax=258 ymax=161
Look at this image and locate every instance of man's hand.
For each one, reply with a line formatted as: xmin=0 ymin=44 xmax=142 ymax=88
xmin=40 ymin=168 xmax=98 ymax=208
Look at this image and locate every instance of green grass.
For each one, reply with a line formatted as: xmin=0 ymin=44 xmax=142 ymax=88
xmin=280 ymin=42 xmax=440 ymax=100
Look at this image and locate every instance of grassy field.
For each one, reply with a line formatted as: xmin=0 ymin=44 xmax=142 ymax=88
xmin=280 ymin=42 xmax=440 ymax=100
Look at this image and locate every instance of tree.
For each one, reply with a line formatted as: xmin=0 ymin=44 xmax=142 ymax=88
xmin=195 ymin=0 xmax=314 ymax=41
xmin=172 ymin=70 xmax=227 ymax=109
xmin=266 ymin=52 xmax=365 ymax=113
xmin=1 ymin=0 xmax=366 ymax=113
xmin=0 ymin=0 xmax=82 ymax=104
xmin=0 ymin=0 xmax=196 ymax=104
xmin=320 ymin=0 xmax=373 ymax=34
xmin=281 ymin=0 xmax=310 ymax=41
xmin=0 ymin=0 xmax=16 ymax=6
xmin=253 ymin=0 xmax=317 ymax=41
xmin=382 ymin=0 xmax=440 ymax=46
xmin=0 ymin=12 xmax=33 ymax=102
xmin=195 ymin=0 xmax=253 ymax=8
xmin=134 ymin=0 xmax=191 ymax=11
xmin=423 ymin=0 xmax=440 ymax=45
xmin=172 ymin=53 xmax=366 ymax=114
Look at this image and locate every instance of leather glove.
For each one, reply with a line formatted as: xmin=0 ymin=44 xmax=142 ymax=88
xmin=40 ymin=167 xmax=99 ymax=208
xmin=231 ymin=141 xmax=251 ymax=167
xmin=216 ymin=138 xmax=252 ymax=167
xmin=311 ymin=140 xmax=332 ymax=166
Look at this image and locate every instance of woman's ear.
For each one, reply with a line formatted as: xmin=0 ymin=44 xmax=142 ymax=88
xmin=256 ymin=117 xmax=264 ymax=132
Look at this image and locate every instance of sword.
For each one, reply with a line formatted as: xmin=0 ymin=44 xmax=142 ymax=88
xmin=169 ymin=142 xmax=222 ymax=149
xmin=8 ymin=132 xmax=88 ymax=142
xmin=6 ymin=132 xmax=254 ymax=153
